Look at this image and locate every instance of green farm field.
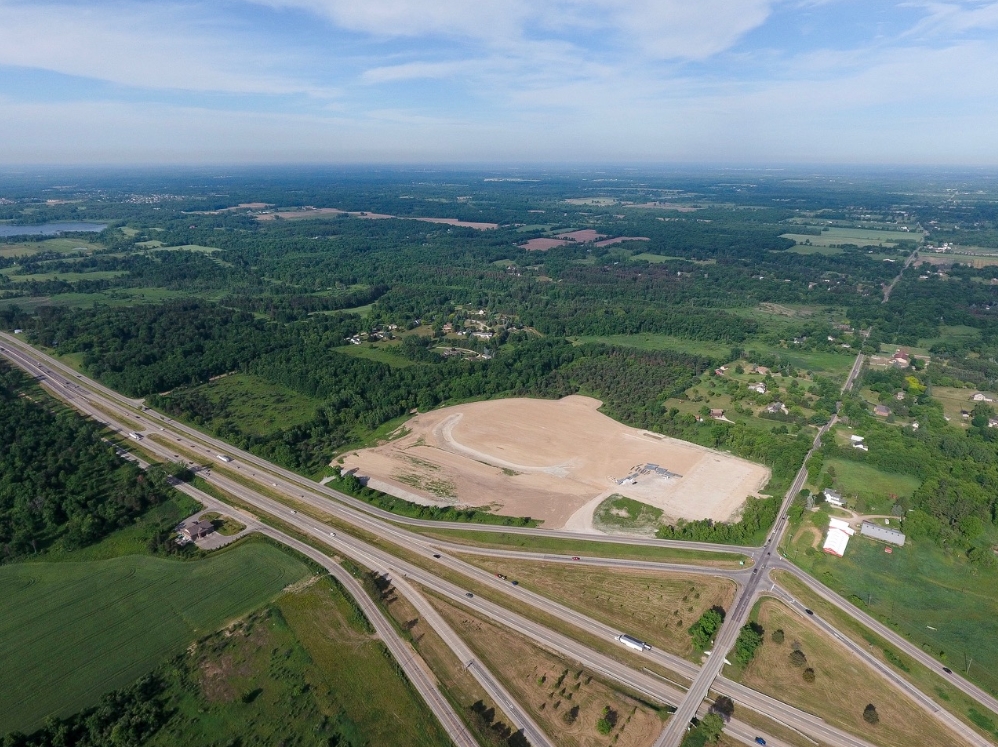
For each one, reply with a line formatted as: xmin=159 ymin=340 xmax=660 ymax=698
xmin=0 ymin=269 xmax=127 ymax=283
xmin=781 ymin=226 xmax=922 ymax=248
xmin=0 ymin=539 xmax=310 ymax=733
xmin=789 ymin=534 xmax=998 ymax=699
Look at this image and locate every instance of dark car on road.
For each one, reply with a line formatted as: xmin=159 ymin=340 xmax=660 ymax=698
xmin=755 ymin=738 xmax=767 ymax=745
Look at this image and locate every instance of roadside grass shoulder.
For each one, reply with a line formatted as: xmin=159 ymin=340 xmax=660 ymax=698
xmin=736 ymin=598 xmax=963 ymax=747
xmin=785 ymin=530 xmax=998 ymax=699
xmin=425 ymin=590 xmax=670 ymax=747
xmin=406 ymin=526 xmax=750 ymax=567
xmin=0 ymin=537 xmax=310 ymax=734
xmin=773 ymin=570 xmax=998 ymax=744
xmin=456 ymin=554 xmax=735 ymax=661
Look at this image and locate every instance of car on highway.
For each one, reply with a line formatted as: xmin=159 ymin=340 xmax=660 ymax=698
xmin=432 ymin=553 xmax=441 ymax=558
xmin=496 ymin=573 xmax=507 ymax=580
xmin=805 ymin=608 xmax=813 ymax=615
xmin=465 ymin=592 xmax=473 ymax=598
xmin=571 ymin=556 xmax=580 ymax=561
xmin=943 ymin=666 xmax=952 ymax=674
xmin=754 ymin=738 xmax=766 ymax=745
xmin=511 ymin=580 xmax=518 ymax=586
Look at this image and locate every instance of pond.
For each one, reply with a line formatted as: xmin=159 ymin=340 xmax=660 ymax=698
xmin=0 ymin=222 xmax=107 ymax=237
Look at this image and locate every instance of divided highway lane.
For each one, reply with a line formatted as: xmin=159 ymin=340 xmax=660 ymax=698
xmin=770 ymin=558 xmax=998 ymax=719
xmin=2 ymin=337 xmax=987 ymax=746
xmin=2 ymin=347 xmax=884 ymax=747
xmin=0 ymin=332 xmax=752 ymax=557
xmin=389 ymin=575 xmax=555 ymax=747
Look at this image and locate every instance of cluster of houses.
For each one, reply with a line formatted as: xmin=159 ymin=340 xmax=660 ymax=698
xmin=346 ymin=323 xmax=401 ymax=346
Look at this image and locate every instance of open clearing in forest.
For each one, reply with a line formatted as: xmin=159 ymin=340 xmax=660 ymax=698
xmin=341 ymin=395 xmax=770 ymax=529
xmin=0 ymin=540 xmax=309 ymax=734
xmin=735 ymin=599 xmax=967 ymax=747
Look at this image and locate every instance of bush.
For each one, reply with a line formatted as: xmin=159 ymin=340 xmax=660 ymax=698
xmin=863 ymin=704 xmax=880 ymax=725
xmin=789 ymin=649 xmax=808 ymax=667
xmin=771 ymin=628 xmax=785 ymax=644
xmin=802 ymin=667 xmax=815 ymax=683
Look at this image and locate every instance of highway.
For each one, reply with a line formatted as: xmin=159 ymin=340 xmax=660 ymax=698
xmin=654 ymin=356 xmax=864 ymax=747
xmin=2 ymin=334 xmax=993 ymax=747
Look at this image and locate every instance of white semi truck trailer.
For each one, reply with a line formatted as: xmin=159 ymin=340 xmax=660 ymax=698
xmin=616 ymin=634 xmax=651 ymax=652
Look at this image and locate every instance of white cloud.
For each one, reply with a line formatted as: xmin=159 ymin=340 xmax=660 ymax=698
xmin=0 ymin=0 xmax=335 ymax=95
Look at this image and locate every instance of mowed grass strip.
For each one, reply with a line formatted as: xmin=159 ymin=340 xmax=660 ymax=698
xmin=773 ymin=571 xmax=998 ymax=743
xmin=456 ymin=554 xmax=735 ymax=660
xmin=427 ymin=592 xmax=668 ymax=747
xmin=0 ymin=539 xmax=309 ymax=733
xmin=736 ymin=599 xmax=966 ymax=747
xmin=410 ymin=526 xmax=750 ymax=567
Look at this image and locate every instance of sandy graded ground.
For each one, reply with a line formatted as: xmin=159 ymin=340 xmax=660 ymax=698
xmin=339 ymin=395 xmax=770 ymax=530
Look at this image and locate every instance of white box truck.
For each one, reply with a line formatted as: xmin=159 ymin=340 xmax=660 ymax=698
xmin=616 ymin=634 xmax=650 ymax=652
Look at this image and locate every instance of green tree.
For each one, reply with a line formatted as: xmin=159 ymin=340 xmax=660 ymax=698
xmin=688 ymin=607 xmax=725 ymax=651
xmin=733 ymin=622 xmax=764 ymax=666
xmin=863 ymin=704 xmax=879 ymax=725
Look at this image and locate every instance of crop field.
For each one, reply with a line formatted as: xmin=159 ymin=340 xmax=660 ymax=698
xmin=457 ymin=555 xmax=735 ymax=659
xmin=179 ymin=373 xmax=320 ymax=437
xmin=429 ymin=592 xmax=667 ymax=747
xmin=781 ymin=226 xmax=922 ymax=248
xmin=341 ymin=395 xmax=770 ymax=529
xmin=0 ymin=540 xmax=309 ymax=733
xmin=788 ymin=534 xmax=998 ymax=699
xmin=736 ymin=599 xmax=965 ymax=747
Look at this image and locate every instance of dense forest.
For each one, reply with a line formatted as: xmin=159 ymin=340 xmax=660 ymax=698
xmin=3 ymin=168 xmax=998 ymax=544
xmin=0 ymin=362 xmax=172 ymax=561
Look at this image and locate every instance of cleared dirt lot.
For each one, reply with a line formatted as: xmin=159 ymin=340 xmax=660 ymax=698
xmin=340 ymin=395 xmax=769 ymax=529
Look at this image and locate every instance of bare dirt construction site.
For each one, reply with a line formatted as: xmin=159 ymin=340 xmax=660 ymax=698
xmin=339 ymin=395 xmax=770 ymax=530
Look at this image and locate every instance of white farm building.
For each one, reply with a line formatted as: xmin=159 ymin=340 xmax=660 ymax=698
xmin=823 ymin=517 xmax=855 ymax=557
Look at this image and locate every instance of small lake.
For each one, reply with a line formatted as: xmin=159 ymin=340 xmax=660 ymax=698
xmin=0 ymin=222 xmax=107 ymax=237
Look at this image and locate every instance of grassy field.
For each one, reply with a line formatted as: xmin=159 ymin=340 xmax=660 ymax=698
xmin=786 ymin=531 xmax=998 ymax=699
xmin=428 ymin=592 xmax=669 ymax=747
xmin=337 ymin=341 xmax=416 ymax=368
xmin=774 ymin=572 xmax=998 ymax=744
xmin=820 ymin=458 xmax=922 ymax=512
xmin=928 ymin=385 xmax=987 ymax=426
xmin=146 ymin=576 xmax=450 ymax=747
xmin=0 ymin=269 xmax=128 ymax=283
xmin=0 ymin=238 xmax=101 ymax=258
xmin=572 ymin=333 xmax=733 ymax=358
xmin=181 ymin=373 xmax=320 ymax=437
xmin=735 ymin=599 xmax=964 ymax=747
xmin=593 ymin=494 xmax=663 ymax=535
xmin=630 ymin=252 xmax=684 ymax=262
xmin=0 ymin=538 xmax=310 ymax=734
xmin=456 ymin=555 xmax=735 ymax=660
xmin=407 ymin=526 xmax=750 ymax=567
xmin=781 ymin=226 xmax=921 ymax=248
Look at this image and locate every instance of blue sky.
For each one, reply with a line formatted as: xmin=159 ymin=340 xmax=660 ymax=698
xmin=1 ymin=0 xmax=997 ymax=164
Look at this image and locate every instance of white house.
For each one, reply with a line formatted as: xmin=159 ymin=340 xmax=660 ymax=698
xmin=972 ymin=393 xmax=994 ymax=403
xmin=748 ymin=382 xmax=767 ymax=394
xmin=824 ymin=489 xmax=845 ymax=507
xmin=849 ymin=434 xmax=865 ymax=443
